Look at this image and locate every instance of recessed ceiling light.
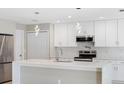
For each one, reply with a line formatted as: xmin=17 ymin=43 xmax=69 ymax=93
xmin=99 ymin=16 xmax=104 ymax=19
xmin=56 ymin=20 xmax=60 ymax=23
xmin=76 ymin=8 xmax=81 ymax=10
xmin=68 ymin=16 xmax=72 ymax=19
xmin=34 ymin=12 xmax=40 ymax=15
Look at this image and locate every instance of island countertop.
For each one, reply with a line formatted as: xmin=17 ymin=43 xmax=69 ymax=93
xmin=12 ymin=59 xmax=113 ymax=84
xmin=13 ymin=59 xmax=112 ymax=71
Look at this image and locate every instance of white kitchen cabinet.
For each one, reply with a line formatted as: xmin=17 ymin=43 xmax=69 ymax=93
xmin=116 ymin=63 xmax=124 ymax=81
xmin=79 ymin=21 xmax=94 ymax=36
xmin=67 ymin=23 xmax=77 ymax=47
xmin=95 ymin=21 xmax=106 ymax=47
xmin=106 ymin=20 xmax=118 ymax=47
xmin=54 ymin=23 xmax=77 ymax=47
xmin=112 ymin=64 xmax=119 ymax=81
xmin=112 ymin=63 xmax=124 ymax=82
xmin=54 ymin=24 xmax=68 ymax=47
xmin=118 ymin=19 xmax=124 ymax=47
xmin=95 ymin=20 xmax=118 ymax=47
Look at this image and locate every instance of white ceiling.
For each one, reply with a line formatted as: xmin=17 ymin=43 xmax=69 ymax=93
xmin=0 ymin=8 xmax=123 ymax=24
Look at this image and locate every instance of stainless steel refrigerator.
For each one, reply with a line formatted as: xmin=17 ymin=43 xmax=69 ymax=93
xmin=0 ymin=34 xmax=14 ymax=84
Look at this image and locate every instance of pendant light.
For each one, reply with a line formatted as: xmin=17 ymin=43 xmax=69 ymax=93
xmin=34 ymin=25 xmax=40 ymax=36
xmin=75 ymin=8 xmax=82 ymax=35
xmin=34 ymin=11 xmax=40 ymax=36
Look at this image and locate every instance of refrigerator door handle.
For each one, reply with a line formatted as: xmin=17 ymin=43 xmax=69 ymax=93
xmin=0 ymin=36 xmax=5 ymax=56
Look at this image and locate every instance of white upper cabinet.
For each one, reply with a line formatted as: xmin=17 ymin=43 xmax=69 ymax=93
xmin=106 ymin=20 xmax=118 ymax=47
xmin=54 ymin=24 xmax=68 ymax=47
xmin=54 ymin=23 xmax=77 ymax=47
xmin=118 ymin=19 xmax=124 ymax=47
xmin=95 ymin=21 xmax=106 ymax=47
xmin=95 ymin=20 xmax=118 ymax=47
xmin=67 ymin=23 xmax=77 ymax=47
xmin=79 ymin=21 xmax=94 ymax=36
xmin=54 ymin=19 xmax=124 ymax=47
xmin=54 ymin=22 xmax=94 ymax=47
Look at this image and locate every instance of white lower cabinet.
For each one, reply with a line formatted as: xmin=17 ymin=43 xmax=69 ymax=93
xmin=112 ymin=64 xmax=119 ymax=81
xmin=112 ymin=63 xmax=124 ymax=83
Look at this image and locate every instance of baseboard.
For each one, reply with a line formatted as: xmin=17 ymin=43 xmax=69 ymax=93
xmin=112 ymin=80 xmax=124 ymax=84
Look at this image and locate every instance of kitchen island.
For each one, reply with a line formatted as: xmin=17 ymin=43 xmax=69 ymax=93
xmin=12 ymin=59 xmax=112 ymax=84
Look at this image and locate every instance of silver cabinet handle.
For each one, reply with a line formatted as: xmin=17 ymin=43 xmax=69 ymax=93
xmin=60 ymin=48 xmax=63 ymax=56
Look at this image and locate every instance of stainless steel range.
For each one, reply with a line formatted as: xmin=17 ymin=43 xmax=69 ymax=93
xmin=0 ymin=34 xmax=14 ymax=84
xmin=74 ymin=50 xmax=96 ymax=62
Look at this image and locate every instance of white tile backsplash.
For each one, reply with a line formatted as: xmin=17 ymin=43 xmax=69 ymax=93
xmin=55 ymin=42 xmax=95 ymax=59
xmin=55 ymin=45 xmax=124 ymax=60
xmin=96 ymin=47 xmax=124 ymax=60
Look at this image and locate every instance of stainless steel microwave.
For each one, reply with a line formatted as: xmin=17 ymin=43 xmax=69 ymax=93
xmin=76 ymin=36 xmax=94 ymax=42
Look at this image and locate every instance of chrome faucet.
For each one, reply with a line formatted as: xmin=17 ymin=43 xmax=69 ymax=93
xmin=55 ymin=48 xmax=63 ymax=61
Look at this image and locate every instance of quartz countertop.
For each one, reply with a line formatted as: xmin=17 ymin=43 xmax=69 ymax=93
xmin=13 ymin=59 xmax=112 ymax=71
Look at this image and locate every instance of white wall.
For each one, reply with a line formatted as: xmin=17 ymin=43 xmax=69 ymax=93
xmin=26 ymin=23 xmax=50 ymax=31
xmin=16 ymin=24 xmax=25 ymax=30
xmin=0 ymin=20 xmax=16 ymax=34
xmin=16 ymin=24 xmax=26 ymax=59
xmin=49 ymin=24 xmax=56 ymax=59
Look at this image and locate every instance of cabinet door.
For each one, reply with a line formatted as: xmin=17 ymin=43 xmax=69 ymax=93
xmin=67 ymin=23 xmax=77 ymax=47
xmin=80 ymin=21 xmax=94 ymax=36
xmin=112 ymin=64 xmax=119 ymax=81
xmin=118 ymin=19 xmax=124 ymax=47
xmin=115 ymin=63 xmax=124 ymax=81
xmin=106 ymin=20 xmax=118 ymax=47
xmin=54 ymin=24 xmax=68 ymax=47
xmin=95 ymin=21 xmax=106 ymax=47
xmin=113 ymin=63 xmax=124 ymax=82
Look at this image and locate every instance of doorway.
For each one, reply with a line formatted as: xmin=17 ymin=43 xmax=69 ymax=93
xmin=27 ymin=31 xmax=49 ymax=59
